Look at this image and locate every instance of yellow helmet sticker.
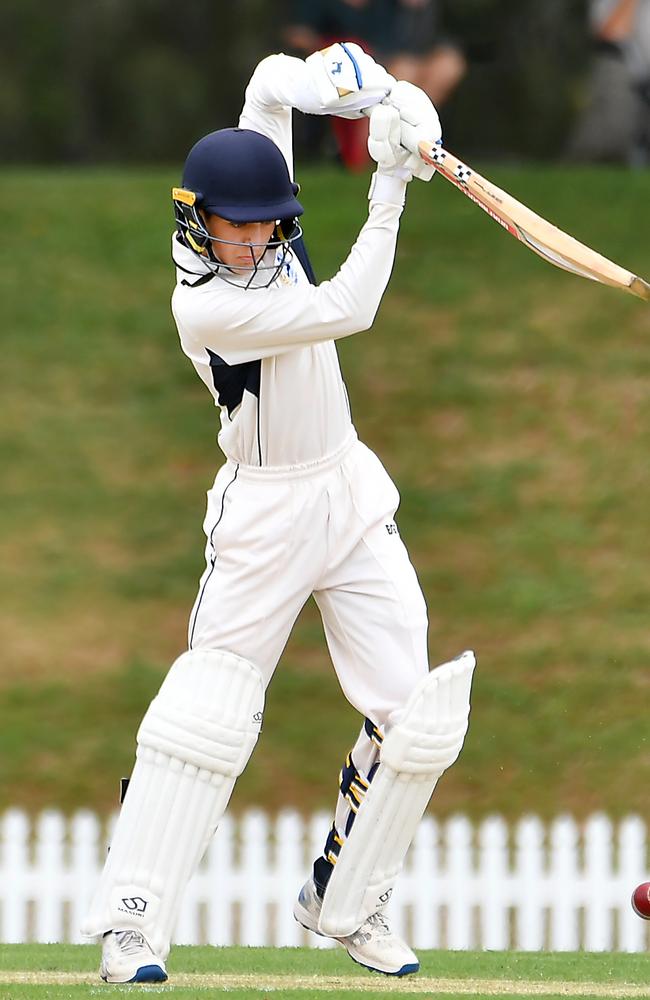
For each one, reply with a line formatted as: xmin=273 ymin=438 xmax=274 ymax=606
xmin=172 ymin=187 xmax=197 ymax=206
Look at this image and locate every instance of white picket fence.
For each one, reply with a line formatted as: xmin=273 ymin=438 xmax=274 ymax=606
xmin=1 ymin=809 xmax=649 ymax=952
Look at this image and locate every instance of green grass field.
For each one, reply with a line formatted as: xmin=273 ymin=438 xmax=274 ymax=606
xmin=1 ymin=164 xmax=650 ymax=818
xmin=1 ymin=945 xmax=649 ymax=999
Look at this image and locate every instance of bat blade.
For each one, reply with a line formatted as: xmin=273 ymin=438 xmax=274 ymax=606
xmin=629 ymin=276 xmax=650 ymax=301
xmin=418 ymin=140 xmax=650 ymax=301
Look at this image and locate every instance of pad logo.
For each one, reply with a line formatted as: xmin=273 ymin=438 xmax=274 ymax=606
xmin=119 ymin=896 xmax=147 ymax=915
xmin=253 ymin=711 xmax=263 ymax=723
xmin=385 ymin=523 xmax=398 ymax=535
xmin=378 ymin=889 xmax=393 ymax=904
xmin=331 ymin=60 xmax=343 ymax=75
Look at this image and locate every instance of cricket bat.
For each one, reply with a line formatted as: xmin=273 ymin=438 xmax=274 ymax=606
xmin=416 ymin=140 xmax=650 ymax=302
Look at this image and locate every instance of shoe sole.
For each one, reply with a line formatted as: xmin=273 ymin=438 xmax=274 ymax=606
xmin=131 ymin=965 xmax=168 ymax=983
xmin=348 ymin=951 xmax=420 ymax=977
xmin=101 ymin=964 xmax=168 ymax=984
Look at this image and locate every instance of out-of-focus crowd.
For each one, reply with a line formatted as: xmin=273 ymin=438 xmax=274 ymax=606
xmin=569 ymin=0 xmax=650 ymax=165
xmin=281 ymin=0 xmax=650 ymax=168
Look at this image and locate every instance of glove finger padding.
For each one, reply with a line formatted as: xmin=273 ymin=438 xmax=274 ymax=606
xmin=388 ymin=79 xmax=442 ymax=182
xmin=367 ymin=104 xmax=405 ymax=171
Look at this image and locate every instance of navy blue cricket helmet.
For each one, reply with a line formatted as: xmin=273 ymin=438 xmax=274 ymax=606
xmin=172 ymin=128 xmax=304 ymax=285
xmin=182 ymin=128 xmax=303 ymax=222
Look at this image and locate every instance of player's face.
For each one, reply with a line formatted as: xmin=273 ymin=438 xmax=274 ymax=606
xmin=204 ymin=214 xmax=276 ymax=271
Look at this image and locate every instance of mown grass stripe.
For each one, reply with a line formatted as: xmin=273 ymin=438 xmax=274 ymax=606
xmin=1 ymin=972 xmax=649 ymax=996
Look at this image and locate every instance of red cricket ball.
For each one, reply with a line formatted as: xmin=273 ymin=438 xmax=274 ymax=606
xmin=631 ymin=882 xmax=650 ymax=919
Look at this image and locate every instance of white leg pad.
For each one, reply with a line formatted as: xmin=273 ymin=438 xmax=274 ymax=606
xmin=81 ymin=649 xmax=264 ymax=958
xmin=318 ymin=650 xmax=475 ymax=937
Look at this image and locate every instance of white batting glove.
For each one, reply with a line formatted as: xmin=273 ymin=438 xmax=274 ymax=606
xmin=305 ymin=42 xmax=394 ymax=119
xmin=367 ymin=103 xmax=412 ymax=179
xmin=386 ymin=80 xmax=442 ymax=182
xmin=367 ymin=103 xmax=412 ymax=207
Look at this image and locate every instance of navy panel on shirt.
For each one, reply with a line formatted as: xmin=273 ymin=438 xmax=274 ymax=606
xmin=206 ymin=349 xmax=261 ymax=417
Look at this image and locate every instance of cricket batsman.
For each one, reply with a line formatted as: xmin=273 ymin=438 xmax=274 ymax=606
xmin=82 ymin=41 xmax=476 ymax=982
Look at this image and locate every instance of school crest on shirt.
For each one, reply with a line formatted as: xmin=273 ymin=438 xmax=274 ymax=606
xmin=276 ymin=248 xmax=300 ymax=286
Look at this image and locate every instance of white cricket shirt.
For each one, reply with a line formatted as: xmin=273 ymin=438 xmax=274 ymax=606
xmin=171 ymin=54 xmax=405 ymax=468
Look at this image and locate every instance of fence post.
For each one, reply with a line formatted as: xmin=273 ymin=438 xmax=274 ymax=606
xmin=34 ymin=811 xmax=66 ymax=942
xmin=618 ymin=815 xmax=648 ymax=953
xmin=549 ymin=815 xmax=580 ymax=950
xmin=583 ymin=813 xmax=613 ymax=951
xmin=409 ymin=816 xmax=440 ymax=949
xmin=445 ymin=814 xmax=473 ymax=949
xmin=1 ymin=810 xmax=31 ymax=943
xmin=68 ymin=810 xmax=102 ymax=943
xmin=478 ymin=815 xmax=510 ymax=949
xmin=273 ymin=811 xmax=304 ymax=946
xmin=239 ymin=811 xmax=269 ymax=946
xmin=514 ymin=815 xmax=546 ymax=950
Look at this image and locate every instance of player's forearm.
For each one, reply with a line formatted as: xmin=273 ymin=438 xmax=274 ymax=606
xmin=316 ymin=199 xmax=404 ymax=334
xmin=241 ymin=54 xmax=324 ymax=119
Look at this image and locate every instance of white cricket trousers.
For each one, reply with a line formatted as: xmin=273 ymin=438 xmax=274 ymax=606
xmin=188 ymin=431 xmax=429 ymax=726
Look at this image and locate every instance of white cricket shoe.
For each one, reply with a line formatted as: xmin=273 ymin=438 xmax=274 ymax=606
xmin=100 ymin=929 xmax=168 ymax=984
xmin=293 ymin=878 xmax=419 ymax=977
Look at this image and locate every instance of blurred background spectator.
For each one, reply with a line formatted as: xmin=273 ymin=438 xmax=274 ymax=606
xmin=282 ymin=0 xmax=466 ymax=169
xmin=0 ymin=0 xmax=644 ymax=168
xmin=568 ymin=0 xmax=650 ymax=165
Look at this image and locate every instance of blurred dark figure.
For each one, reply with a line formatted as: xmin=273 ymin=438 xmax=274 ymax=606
xmin=283 ymin=0 xmax=466 ymax=170
xmin=386 ymin=0 xmax=466 ymax=108
xmin=568 ymin=0 xmax=650 ymax=165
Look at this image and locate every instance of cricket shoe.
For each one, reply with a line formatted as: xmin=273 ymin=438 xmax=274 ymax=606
xmin=293 ymin=878 xmax=419 ymax=977
xmin=100 ymin=929 xmax=168 ymax=983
